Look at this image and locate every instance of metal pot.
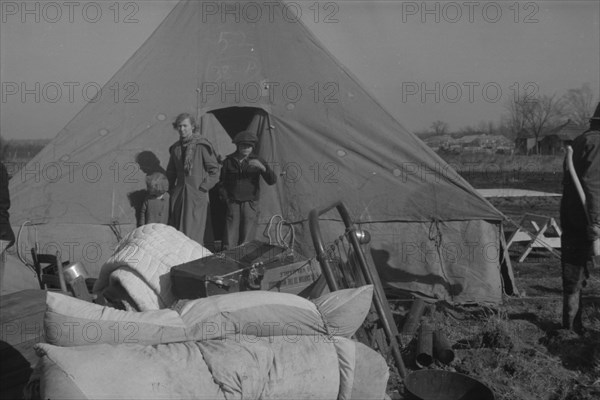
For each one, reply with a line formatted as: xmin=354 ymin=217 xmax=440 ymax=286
xmin=404 ymin=370 xmax=495 ymax=400
xmin=62 ymin=262 xmax=89 ymax=284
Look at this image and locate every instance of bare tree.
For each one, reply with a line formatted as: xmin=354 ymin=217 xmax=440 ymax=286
xmin=504 ymin=93 xmax=567 ymax=154
xmin=527 ymin=94 xmax=568 ymax=154
xmin=563 ymin=83 xmax=595 ymax=126
xmin=430 ymin=120 xmax=449 ymax=136
xmin=504 ymin=93 xmax=536 ymax=138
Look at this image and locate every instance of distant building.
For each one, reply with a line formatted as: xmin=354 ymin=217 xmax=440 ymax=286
xmin=514 ymin=120 xmax=585 ymax=155
xmin=514 ymin=137 xmax=538 ymax=155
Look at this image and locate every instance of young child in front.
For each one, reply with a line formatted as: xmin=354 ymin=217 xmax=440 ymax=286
xmin=140 ymin=172 xmax=170 ymax=226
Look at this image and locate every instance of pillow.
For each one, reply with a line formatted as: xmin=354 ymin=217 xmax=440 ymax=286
xmin=173 ymin=290 xmax=329 ymax=341
xmin=174 ymin=285 xmax=374 ymax=341
xmin=312 ymin=285 xmax=374 ymax=338
xmin=45 ymin=291 xmax=188 ymax=346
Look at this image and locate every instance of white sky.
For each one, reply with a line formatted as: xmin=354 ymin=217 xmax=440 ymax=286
xmin=1 ymin=0 xmax=599 ymax=139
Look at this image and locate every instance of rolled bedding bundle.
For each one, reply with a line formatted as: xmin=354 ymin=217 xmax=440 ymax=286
xmin=45 ymin=285 xmax=374 ymax=346
xmin=93 ymin=223 xmax=213 ymax=311
xmin=37 ymin=285 xmax=387 ymax=400
xmin=32 ymin=335 xmax=389 ymax=400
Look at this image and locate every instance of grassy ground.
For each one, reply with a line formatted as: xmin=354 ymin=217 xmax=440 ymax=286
xmin=438 ymin=243 xmax=600 ymax=400
xmin=384 ymin=175 xmax=600 ymax=400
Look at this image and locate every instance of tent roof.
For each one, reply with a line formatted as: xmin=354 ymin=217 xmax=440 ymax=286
xmin=9 ymin=0 xmax=503 ymax=229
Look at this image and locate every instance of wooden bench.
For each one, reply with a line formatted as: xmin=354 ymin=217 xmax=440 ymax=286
xmin=506 ymin=213 xmax=562 ymax=262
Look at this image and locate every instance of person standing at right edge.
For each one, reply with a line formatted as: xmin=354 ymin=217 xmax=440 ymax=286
xmin=560 ymin=102 xmax=600 ymax=334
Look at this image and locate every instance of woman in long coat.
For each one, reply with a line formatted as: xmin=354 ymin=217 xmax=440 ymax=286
xmin=167 ymin=113 xmax=220 ymax=245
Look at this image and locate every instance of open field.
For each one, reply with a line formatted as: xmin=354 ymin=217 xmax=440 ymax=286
xmin=386 ymin=161 xmax=600 ymax=400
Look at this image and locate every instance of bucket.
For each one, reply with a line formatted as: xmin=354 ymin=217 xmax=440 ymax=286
xmin=404 ymin=370 xmax=494 ymax=400
xmin=62 ymin=262 xmax=89 ymax=285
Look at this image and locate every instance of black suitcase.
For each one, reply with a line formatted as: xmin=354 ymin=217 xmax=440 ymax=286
xmin=170 ymin=240 xmax=319 ymax=300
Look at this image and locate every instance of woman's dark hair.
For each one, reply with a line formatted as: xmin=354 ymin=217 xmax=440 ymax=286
xmin=172 ymin=113 xmax=198 ymax=132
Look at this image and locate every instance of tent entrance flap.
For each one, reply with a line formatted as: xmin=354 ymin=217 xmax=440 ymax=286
xmin=209 ymin=107 xmax=269 ymax=142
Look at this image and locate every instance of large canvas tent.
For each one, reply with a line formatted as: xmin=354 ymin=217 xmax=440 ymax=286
xmin=8 ymin=0 xmax=515 ymax=304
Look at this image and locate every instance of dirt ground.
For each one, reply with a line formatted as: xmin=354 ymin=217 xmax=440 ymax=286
xmin=384 ymin=174 xmax=600 ymax=400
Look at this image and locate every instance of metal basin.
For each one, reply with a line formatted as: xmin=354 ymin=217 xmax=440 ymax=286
xmin=405 ymin=370 xmax=495 ymax=400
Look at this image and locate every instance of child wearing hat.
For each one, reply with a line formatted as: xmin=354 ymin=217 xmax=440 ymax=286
xmin=219 ymin=130 xmax=277 ymax=248
xmin=140 ymin=171 xmax=170 ymax=226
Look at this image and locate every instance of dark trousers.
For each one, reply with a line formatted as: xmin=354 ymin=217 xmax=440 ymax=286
xmin=224 ymin=200 xmax=258 ymax=248
xmin=561 ymin=243 xmax=591 ymax=333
